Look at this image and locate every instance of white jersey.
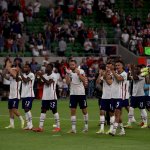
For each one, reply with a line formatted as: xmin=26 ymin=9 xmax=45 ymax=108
xmin=21 ymin=72 xmax=35 ymax=98
xmin=102 ymin=79 xmax=112 ymax=99
xmin=69 ymin=69 xmax=85 ymax=95
xmin=121 ymin=80 xmax=130 ymax=100
xmin=9 ymin=76 xmax=21 ymax=99
xmin=132 ymin=75 xmax=145 ymax=96
xmin=111 ymin=71 xmax=128 ymax=99
xmin=53 ymin=72 xmax=60 ymax=84
xmin=3 ymin=75 xmax=10 ymax=85
xmin=42 ymin=73 xmax=57 ymax=100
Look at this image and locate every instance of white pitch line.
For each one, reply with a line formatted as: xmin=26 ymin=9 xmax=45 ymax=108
xmin=0 ymin=114 xmax=98 ymax=122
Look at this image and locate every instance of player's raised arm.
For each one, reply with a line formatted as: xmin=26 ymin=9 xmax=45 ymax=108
xmin=20 ymin=72 xmax=31 ymax=83
xmin=65 ymin=73 xmax=71 ymax=85
xmin=96 ymin=69 xmax=104 ymax=84
xmin=75 ymin=68 xmax=86 ymax=82
xmin=5 ymin=59 xmax=19 ymax=78
xmin=1 ymin=69 xmax=10 ymax=80
xmin=37 ymin=71 xmax=54 ymax=85
xmin=20 ymin=64 xmax=33 ymax=83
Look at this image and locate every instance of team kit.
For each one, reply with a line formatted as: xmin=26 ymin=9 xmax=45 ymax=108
xmin=1 ymin=59 xmax=150 ymax=136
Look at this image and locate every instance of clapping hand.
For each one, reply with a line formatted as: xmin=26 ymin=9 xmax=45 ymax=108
xmin=5 ymin=59 xmax=12 ymax=69
xmin=75 ymin=68 xmax=80 ymax=75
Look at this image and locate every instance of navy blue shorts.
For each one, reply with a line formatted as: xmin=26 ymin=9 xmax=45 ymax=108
xmin=130 ymin=96 xmax=146 ymax=109
xmin=70 ymin=95 xmax=87 ymax=109
xmin=99 ymin=99 xmax=114 ymax=112
xmin=122 ymin=99 xmax=129 ymax=108
xmin=41 ymin=100 xmax=57 ymax=111
xmin=8 ymin=98 xmax=19 ymax=109
xmin=112 ymin=99 xmax=123 ymax=110
xmin=145 ymin=96 xmax=150 ymax=109
xmin=22 ymin=97 xmax=34 ymax=110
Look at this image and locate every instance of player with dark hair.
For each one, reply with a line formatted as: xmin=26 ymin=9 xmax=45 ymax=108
xmin=124 ymin=65 xmax=148 ymax=128
xmin=17 ymin=64 xmax=35 ymax=130
xmin=96 ymin=62 xmax=115 ymax=134
xmin=65 ymin=59 xmax=88 ymax=133
xmin=109 ymin=60 xmax=127 ymax=136
xmin=3 ymin=60 xmax=24 ymax=129
xmin=32 ymin=63 xmax=61 ymax=132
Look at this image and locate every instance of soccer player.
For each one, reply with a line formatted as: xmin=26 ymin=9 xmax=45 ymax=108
xmin=3 ymin=60 xmax=24 ymax=129
xmin=65 ymin=59 xmax=88 ymax=133
xmin=32 ymin=63 xmax=61 ymax=132
xmin=96 ymin=62 xmax=115 ymax=134
xmin=124 ymin=69 xmax=136 ymax=123
xmin=124 ymin=65 xmax=148 ymax=128
xmin=109 ymin=60 xmax=127 ymax=136
xmin=17 ymin=64 xmax=35 ymax=130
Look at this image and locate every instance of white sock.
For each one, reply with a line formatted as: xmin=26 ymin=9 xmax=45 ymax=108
xmin=39 ymin=113 xmax=46 ymax=128
xmin=27 ymin=111 xmax=33 ymax=127
xmin=112 ymin=122 xmax=118 ymax=134
xmin=109 ymin=116 xmax=115 ymax=131
xmin=25 ymin=112 xmax=29 ymax=127
xmin=100 ymin=115 xmax=105 ymax=130
xmin=19 ymin=116 xmax=24 ymax=122
xmin=83 ymin=113 xmax=88 ymax=129
xmin=132 ymin=116 xmax=136 ymax=122
xmin=140 ymin=109 xmax=147 ymax=124
xmin=119 ymin=123 xmax=125 ymax=132
xmin=128 ymin=107 xmax=134 ymax=123
xmin=71 ymin=116 xmax=76 ymax=131
xmin=10 ymin=118 xmax=14 ymax=127
xmin=54 ymin=112 xmax=60 ymax=128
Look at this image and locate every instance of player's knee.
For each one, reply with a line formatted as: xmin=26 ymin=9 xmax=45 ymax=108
xmin=82 ymin=108 xmax=87 ymax=115
xmin=24 ymin=108 xmax=30 ymax=112
xmin=52 ymin=109 xmax=57 ymax=114
xmin=100 ymin=110 xmax=105 ymax=115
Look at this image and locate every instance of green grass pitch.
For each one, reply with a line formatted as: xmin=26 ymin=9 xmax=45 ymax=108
xmin=0 ymin=99 xmax=150 ymax=150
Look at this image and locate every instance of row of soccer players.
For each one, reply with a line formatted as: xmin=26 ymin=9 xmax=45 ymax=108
xmin=1 ymin=59 xmax=150 ymax=135
xmin=96 ymin=61 xmax=150 ymax=136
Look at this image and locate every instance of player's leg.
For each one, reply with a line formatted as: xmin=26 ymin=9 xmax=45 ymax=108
xmin=5 ymin=99 xmax=15 ymax=128
xmin=12 ymin=99 xmax=24 ymax=128
xmin=22 ymin=97 xmax=33 ymax=129
xmin=96 ymin=99 xmax=106 ymax=134
xmin=32 ymin=100 xmax=48 ymax=132
xmin=5 ymin=109 xmax=15 ymax=128
xmin=109 ymin=99 xmax=123 ymax=136
xmin=81 ymin=107 xmax=88 ymax=132
xmin=118 ymin=109 xmax=125 ymax=135
xmin=124 ymin=107 xmax=135 ymax=128
xmin=68 ymin=95 xmax=78 ymax=133
xmin=107 ymin=111 xmax=115 ymax=134
xmin=106 ymin=99 xmax=115 ymax=134
xmin=126 ymin=106 xmax=136 ymax=123
xmin=13 ymin=108 xmax=24 ymax=129
xmin=80 ymin=95 xmax=88 ymax=133
xmin=124 ymin=97 xmax=136 ymax=128
xmin=127 ymin=98 xmax=136 ymax=122
xmin=138 ymin=96 xmax=147 ymax=128
xmin=50 ymin=100 xmax=61 ymax=132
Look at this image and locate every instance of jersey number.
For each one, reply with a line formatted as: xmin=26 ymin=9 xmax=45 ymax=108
xmin=140 ymin=102 xmax=143 ymax=108
xmin=116 ymin=102 xmax=120 ymax=108
xmin=50 ymin=102 xmax=55 ymax=108
xmin=25 ymin=101 xmax=30 ymax=107
xmin=13 ymin=101 xmax=16 ymax=107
